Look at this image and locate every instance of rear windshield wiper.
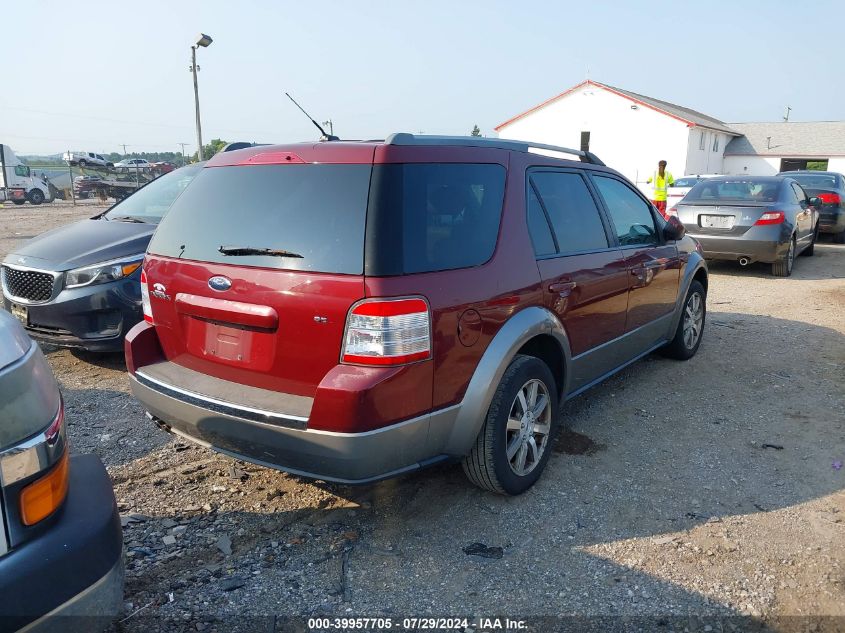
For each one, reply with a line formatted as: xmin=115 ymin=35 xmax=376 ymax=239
xmin=218 ymin=245 xmax=304 ymax=258
xmin=108 ymin=215 xmax=147 ymax=223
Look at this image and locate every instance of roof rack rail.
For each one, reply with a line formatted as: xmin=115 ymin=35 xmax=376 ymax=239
xmin=384 ymin=133 xmax=605 ymax=166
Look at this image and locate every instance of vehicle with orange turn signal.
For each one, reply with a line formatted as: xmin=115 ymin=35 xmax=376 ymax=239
xmin=0 ymin=310 xmax=123 ymax=632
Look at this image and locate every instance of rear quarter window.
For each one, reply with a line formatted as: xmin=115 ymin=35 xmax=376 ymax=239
xmin=366 ymin=163 xmax=506 ymax=275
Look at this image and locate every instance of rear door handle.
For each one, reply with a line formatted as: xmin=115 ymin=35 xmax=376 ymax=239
xmin=548 ymin=281 xmax=576 ymax=298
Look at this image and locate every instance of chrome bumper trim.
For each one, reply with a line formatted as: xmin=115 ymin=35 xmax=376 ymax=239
xmin=134 ymin=370 xmax=308 ymax=430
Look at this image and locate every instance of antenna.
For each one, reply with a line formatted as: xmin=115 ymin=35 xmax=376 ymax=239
xmin=285 ymin=92 xmax=339 ymax=141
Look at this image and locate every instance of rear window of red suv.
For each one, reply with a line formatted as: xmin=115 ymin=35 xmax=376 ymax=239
xmin=147 ymin=164 xmax=372 ymax=274
xmin=148 ymin=161 xmax=507 ymax=276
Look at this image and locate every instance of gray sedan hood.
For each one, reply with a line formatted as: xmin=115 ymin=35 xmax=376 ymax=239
xmin=3 ymin=218 xmax=155 ymax=272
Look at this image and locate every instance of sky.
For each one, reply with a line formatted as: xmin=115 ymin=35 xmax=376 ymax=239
xmin=3 ymin=0 xmax=844 ymax=156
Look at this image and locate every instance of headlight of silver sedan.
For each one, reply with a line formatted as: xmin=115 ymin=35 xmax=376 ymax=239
xmin=65 ymin=255 xmax=144 ymax=289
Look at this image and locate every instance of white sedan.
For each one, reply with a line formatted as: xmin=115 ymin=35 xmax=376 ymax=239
xmin=114 ymin=159 xmax=151 ymax=170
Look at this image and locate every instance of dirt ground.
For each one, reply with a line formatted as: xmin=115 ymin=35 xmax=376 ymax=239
xmin=2 ymin=201 xmax=844 ymax=632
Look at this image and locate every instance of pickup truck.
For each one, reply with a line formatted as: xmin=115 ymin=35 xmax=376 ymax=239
xmin=62 ymin=151 xmax=113 ymax=168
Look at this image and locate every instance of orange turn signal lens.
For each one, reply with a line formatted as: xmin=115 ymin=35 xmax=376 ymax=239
xmin=20 ymin=452 xmax=69 ymax=526
xmin=122 ymin=261 xmax=142 ymax=277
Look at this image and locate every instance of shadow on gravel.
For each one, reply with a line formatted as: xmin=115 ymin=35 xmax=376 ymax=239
xmin=705 ymin=240 xmax=844 ymax=281
xmin=62 ymin=386 xmax=170 ymax=467
xmin=40 ymin=344 xmax=127 ymax=369
xmin=104 ymin=312 xmax=845 ymax=631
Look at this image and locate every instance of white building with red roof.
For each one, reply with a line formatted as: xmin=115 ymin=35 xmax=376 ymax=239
xmin=495 ymin=80 xmax=742 ymax=189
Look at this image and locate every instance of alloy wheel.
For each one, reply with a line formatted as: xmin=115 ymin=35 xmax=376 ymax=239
xmin=683 ymin=292 xmax=704 ymax=349
xmin=505 ymin=379 xmax=552 ymax=476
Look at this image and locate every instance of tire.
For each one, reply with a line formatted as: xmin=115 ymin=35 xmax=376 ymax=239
xmin=462 ymin=354 xmax=559 ymax=495
xmin=78 ymin=159 xmax=87 ymax=167
xmin=106 ymin=162 xmax=114 ymax=168
xmin=660 ymin=279 xmax=706 ymax=360
xmin=27 ymin=189 xmax=45 ymax=205
xmin=771 ymin=236 xmax=796 ymax=277
xmin=834 ymin=230 xmax=845 ymax=245
xmin=801 ymin=226 xmax=818 ymax=257
xmin=12 ymin=199 xmax=25 ymax=205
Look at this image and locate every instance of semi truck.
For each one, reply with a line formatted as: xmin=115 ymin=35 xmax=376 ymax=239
xmin=0 ymin=145 xmax=54 ymax=205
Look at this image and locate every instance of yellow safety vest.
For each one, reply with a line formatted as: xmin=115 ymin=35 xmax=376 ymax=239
xmin=648 ymin=171 xmax=674 ymax=201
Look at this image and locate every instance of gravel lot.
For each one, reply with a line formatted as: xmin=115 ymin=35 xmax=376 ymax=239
xmin=2 ymin=201 xmax=844 ymax=632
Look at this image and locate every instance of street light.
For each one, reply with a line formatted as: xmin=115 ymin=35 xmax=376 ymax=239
xmin=190 ymin=33 xmax=213 ymax=161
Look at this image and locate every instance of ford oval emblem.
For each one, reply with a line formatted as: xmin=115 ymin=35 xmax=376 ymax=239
xmin=208 ymin=276 xmax=232 ymax=292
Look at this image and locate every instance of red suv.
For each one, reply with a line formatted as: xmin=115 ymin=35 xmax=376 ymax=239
xmin=126 ymin=135 xmax=708 ymax=495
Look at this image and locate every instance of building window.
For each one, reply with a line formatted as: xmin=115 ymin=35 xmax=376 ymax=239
xmin=699 ymin=131 xmax=706 ymax=150
xmin=713 ymin=135 xmax=719 ymax=152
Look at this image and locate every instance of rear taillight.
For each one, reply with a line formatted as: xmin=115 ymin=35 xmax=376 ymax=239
xmin=342 ymin=297 xmax=431 ymax=365
xmin=140 ymin=269 xmax=153 ymax=324
xmin=755 ymin=211 xmax=785 ymax=225
xmin=818 ymin=192 xmax=841 ymax=205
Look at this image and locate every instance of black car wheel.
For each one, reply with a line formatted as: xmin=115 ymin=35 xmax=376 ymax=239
xmin=772 ymin=236 xmax=795 ymax=277
xmin=463 ymin=354 xmax=559 ymax=495
xmin=27 ymin=189 xmax=45 ymax=205
xmin=78 ymin=159 xmax=87 ymax=167
xmin=834 ymin=229 xmax=845 ymax=245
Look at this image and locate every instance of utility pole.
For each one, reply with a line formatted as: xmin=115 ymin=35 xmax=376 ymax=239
xmin=783 ymin=106 xmax=792 ymax=122
xmin=191 ymin=46 xmax=203 ymax=160
xmin=120 ymin=144 xmax=129 ymax=156
xmin=67 ymin=150 xmax=76 ymax=206
xmin=177 ymin=143 xmax=189 ymax=166
xmin=189 ymin=34 xmax=212 ymax=161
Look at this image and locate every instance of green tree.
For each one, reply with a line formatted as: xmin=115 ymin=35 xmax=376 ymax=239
xmin=470 ymin=125 xmax=482 ymax=137
xmin=192 ymin=139 xmax=229 ymax=161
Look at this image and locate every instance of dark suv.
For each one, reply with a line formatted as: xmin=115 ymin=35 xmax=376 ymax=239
xmin=126 ymin=135 xmax=708 ymax=495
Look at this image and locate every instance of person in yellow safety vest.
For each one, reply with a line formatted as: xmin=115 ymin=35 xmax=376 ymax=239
xmin=646 ymin=160 xmax=674 ymax=218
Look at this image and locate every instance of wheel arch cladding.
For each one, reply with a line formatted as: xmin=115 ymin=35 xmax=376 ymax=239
xmin=442 ymin=306 xmax=571 ymax=456
xmin=693 ymin=266 xmax=708 ymax=294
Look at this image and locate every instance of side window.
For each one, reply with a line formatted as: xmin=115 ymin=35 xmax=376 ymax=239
xmin=791 ymin=183 xmax=806 ymax=204
xmin=699 ymin=131 xmax=706 ymax=150
xmin=530 ymin=172 xmax=609 ymax=254
xmin=396 ymin=163 xmax=506 ymax=274
xmin=593 ymin=176 xmax=659 ymax=247
xmin=526 ymin=186 xmax=556 ymax=257
xmin=14 ymin=165 xmax=29 ymax=177
xmin=712 ymin=135 xmax=719 ymax=152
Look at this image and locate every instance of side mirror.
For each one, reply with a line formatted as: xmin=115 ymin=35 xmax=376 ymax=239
xmin=663 ymin=215 xmax=686 ymax=241
xmin=808 ymin=196 xmax=822 ymax=208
